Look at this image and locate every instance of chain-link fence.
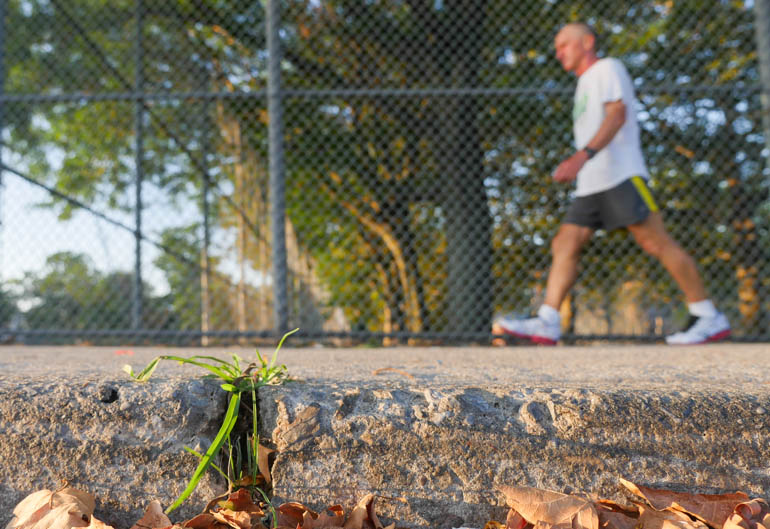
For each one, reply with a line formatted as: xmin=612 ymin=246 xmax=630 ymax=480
xmin=0 ymin=0 xmax=768 ymax=345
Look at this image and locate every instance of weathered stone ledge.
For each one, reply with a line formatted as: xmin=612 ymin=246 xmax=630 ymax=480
xmin=0 ymin=375 xmax=226 ymax=529
xmin=259 ymin=382 xmax=770 ymax=529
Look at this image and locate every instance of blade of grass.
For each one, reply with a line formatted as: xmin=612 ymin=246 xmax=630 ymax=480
xmin=269 ymin=328 xmax=298 ymax=368
xmin=165 ymin=391 xmax=241 ymax=514
xmin=184 ymin=356 xmax=243 ymax=378
xmin=123 ymin=357 xmax=161 ymax=382
xmin=251 ymin=386 xmax=258 ymax=488
xmin=183 ymin=447 xmax=231 ymax=487
xmin=157 ymin=356 xmax=236 ymax=381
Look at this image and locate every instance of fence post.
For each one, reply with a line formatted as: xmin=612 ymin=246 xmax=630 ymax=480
xmin=200 ymin=165 xmax=211 ymax=346
xmin=267 ymin=0 xmax=289 ymax=335
xmin=131 ymin=0 xmax=145 ymax=332
xmin=756 ymin=0 xmax=770 ymax=156
xmin=200 ymin=77 xmax=212 ymax=347
xmin=0 ymin=0 xmax=5 ymax=208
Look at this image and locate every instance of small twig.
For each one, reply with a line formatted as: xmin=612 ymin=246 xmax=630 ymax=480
xmin=375 ymin=494 xmax=409 ymax=503
xmin=49 ymin=479 xmax=70 ymax=509
xmin=372 ymin=367 xmax=415 ymax=379
xmin=203 ymin=491 xmax=231 ymax=514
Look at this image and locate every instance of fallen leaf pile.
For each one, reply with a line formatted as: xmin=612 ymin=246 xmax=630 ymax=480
xmin=7 ymin=486 xmax=96 ymax=529
xmin=6 ymin=488 xmax=393 ymax=529
xmin=491 ymin=479 xmax=765 ymax=529
xmin=7 ymin=478 xmax=770 ymax=529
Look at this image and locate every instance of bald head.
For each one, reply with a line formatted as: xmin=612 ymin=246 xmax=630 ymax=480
xmin=557 ymin=23 xmax=598 ymax=51
xmin=554 ymin=23 xmax=599 ymax=75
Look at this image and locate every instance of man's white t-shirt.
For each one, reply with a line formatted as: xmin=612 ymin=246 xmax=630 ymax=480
xmin=572 ymin=57 xmax=649 ymax=196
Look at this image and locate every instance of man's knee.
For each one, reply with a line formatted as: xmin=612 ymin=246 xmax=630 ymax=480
xmin=551 ymin=229 xmax=585 ymax=259
xmin=635 ymin=231 xmax=690 ymax=262
xmin=634 ymin=233 xmax=665 ymax=257
xmin=629 ymin=215 xmax=671 ymax=257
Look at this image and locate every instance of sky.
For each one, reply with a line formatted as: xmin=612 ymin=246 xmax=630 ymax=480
xmin=0 ymin=171 xmax=168 ymax=292
xmin=0 ymin=159 xmax=268 ymax=306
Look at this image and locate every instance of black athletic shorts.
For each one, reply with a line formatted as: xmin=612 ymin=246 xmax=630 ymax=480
xmin=564 ymin=176 xmax=659 ymax=231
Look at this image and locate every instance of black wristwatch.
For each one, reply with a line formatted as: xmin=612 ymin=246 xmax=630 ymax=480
xmin=583 ymin=147 xmax=598 ymax=159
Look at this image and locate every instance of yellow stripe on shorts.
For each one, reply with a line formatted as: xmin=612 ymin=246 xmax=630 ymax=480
xmin=631 ymin=176 xmax=659 ymax=213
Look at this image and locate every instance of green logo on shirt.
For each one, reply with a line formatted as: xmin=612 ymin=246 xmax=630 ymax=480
xmin=573 ymin=92 xmax=588 ymax=122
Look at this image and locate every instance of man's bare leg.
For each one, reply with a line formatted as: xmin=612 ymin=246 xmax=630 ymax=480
xmin=626 ymin=212 xmax=707 ymax=302
xmin=492 ymin=223 xmax=593 ymax=344
xmin=626 ymin=211 xmax=730 ymax=343
xmin=543 ymin=223 xmax=595 ymax=310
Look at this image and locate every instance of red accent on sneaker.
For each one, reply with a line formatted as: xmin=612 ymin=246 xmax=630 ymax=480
xmin=703 ymin=329 xmax=731 ymax=343
xmin=501 ymin=328 xmax=557 ymax=346
xmin=669 ymin=328 xmax=731 ymax=345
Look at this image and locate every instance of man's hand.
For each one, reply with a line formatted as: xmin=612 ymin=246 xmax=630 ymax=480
xmin=553 ymin=150 xmax=589 ymax=182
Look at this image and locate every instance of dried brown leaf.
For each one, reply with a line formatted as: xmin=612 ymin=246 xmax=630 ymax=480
xmin=620 ymin=479 xmax=747 ymax=528
xmin=636 ymin=505 xmax=708 ymax=529
xmin=212 ymin=510 xmax=251 ymax=529
xmin=598 ymin=511 xmax=637 ymax=529
xmin=276 ymin=503 xmax=317 ymax=529
xmin=724 ymin=499 xmax=770 ymax=529
xmin=499 ymin=486 xmax=598 ymax=529
xmin=594 ymin=501 xmax=639 ymax=517
xmin=506 ymin=509 xmax=530 ymax=529
xmin=724 ymin=513 xmax=750 ymax=529
xmin=129 ymin=501 xmax=171 ymax=529
xmin=342 ymin=494 xmax=390 ymax=529
xmin=7 ymin=488 xmax=96 ymax=529
xmin=595 ymin=499 xmax=638 ymax=529
xmin=736 ymin=500 xmax=768 ymax=521
xmin=533 ymin=521 xmax=571 ymax=529
xmin=183 ymin=514 xmax=219 ymax=529
xmin=216 ymin=490 xmax=264 ymax=518
xmin=314 ymin=506 xmax=344 ymax=528
xmin=342 ymin=495 xmax=371 ymax=529
xmin=257 ymin=445 xmax=275 ymax=486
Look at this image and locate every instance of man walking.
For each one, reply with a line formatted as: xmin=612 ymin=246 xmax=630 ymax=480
xmin=495 ymin=23 xmax=730 ymax=345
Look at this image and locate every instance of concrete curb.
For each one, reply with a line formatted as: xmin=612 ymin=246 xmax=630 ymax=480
xmin=0 ymin=374 xmax=226 ymax=529
xmin=259 ymin=381 xmax=770 ymax=529
xmin=3 ymin=344 xmax=770 ymax=529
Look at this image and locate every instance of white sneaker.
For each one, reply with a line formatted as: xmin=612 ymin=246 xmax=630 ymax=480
xmin=493 ymin=314 xmax=561 ymax=345
xmin=665 ymin=312 xmax=731 ymax=345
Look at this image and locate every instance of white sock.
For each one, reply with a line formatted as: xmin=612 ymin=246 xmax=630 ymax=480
xmin=538 ymin=304 xmax=561 ymax=326
xmin=688 ymin=299 xmax=718 ymax=318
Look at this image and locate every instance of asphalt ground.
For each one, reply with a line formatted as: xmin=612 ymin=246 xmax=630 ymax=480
xmin=2 ymin=342 xmax=769 ymax=393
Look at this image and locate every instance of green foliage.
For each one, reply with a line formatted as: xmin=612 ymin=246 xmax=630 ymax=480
xmin=18 ymin=252 xmax=176 ymax=335
xmin=4 ymin=0 xmax=768 ymax=336
xmin=124 ymin=328 xmax=296 ymax=515
xmin=0 ymin=288 xmax=19 ymax=329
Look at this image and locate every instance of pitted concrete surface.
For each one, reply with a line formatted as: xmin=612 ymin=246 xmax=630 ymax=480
xmin=0 ymin=355 xmax=228 ymax=529
xmin=2 ymin=343 xmax=770 ymax=529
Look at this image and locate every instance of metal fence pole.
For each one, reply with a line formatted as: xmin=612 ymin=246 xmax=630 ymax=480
xmin=756 ymin=0 xmax=770 ymax=156
xmin=0 ymin=0 xmax=4 ymax=322
xmin=0 ymin=0 xmax=5 ymax=201
xmin=266 ymin=0 xmax=289 ymax=335
xmin=200 ymin=77 xmax=212 ymax=347
xmin=132 ymin=0 xmax=144 ymax=330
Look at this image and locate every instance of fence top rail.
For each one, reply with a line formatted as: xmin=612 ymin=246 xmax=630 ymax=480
xmin=0 ymin=83 xmax=760 ymax=104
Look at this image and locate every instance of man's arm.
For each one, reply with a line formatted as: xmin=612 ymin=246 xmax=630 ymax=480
xmin=553 ymin=99 xmax=627 ymax=183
